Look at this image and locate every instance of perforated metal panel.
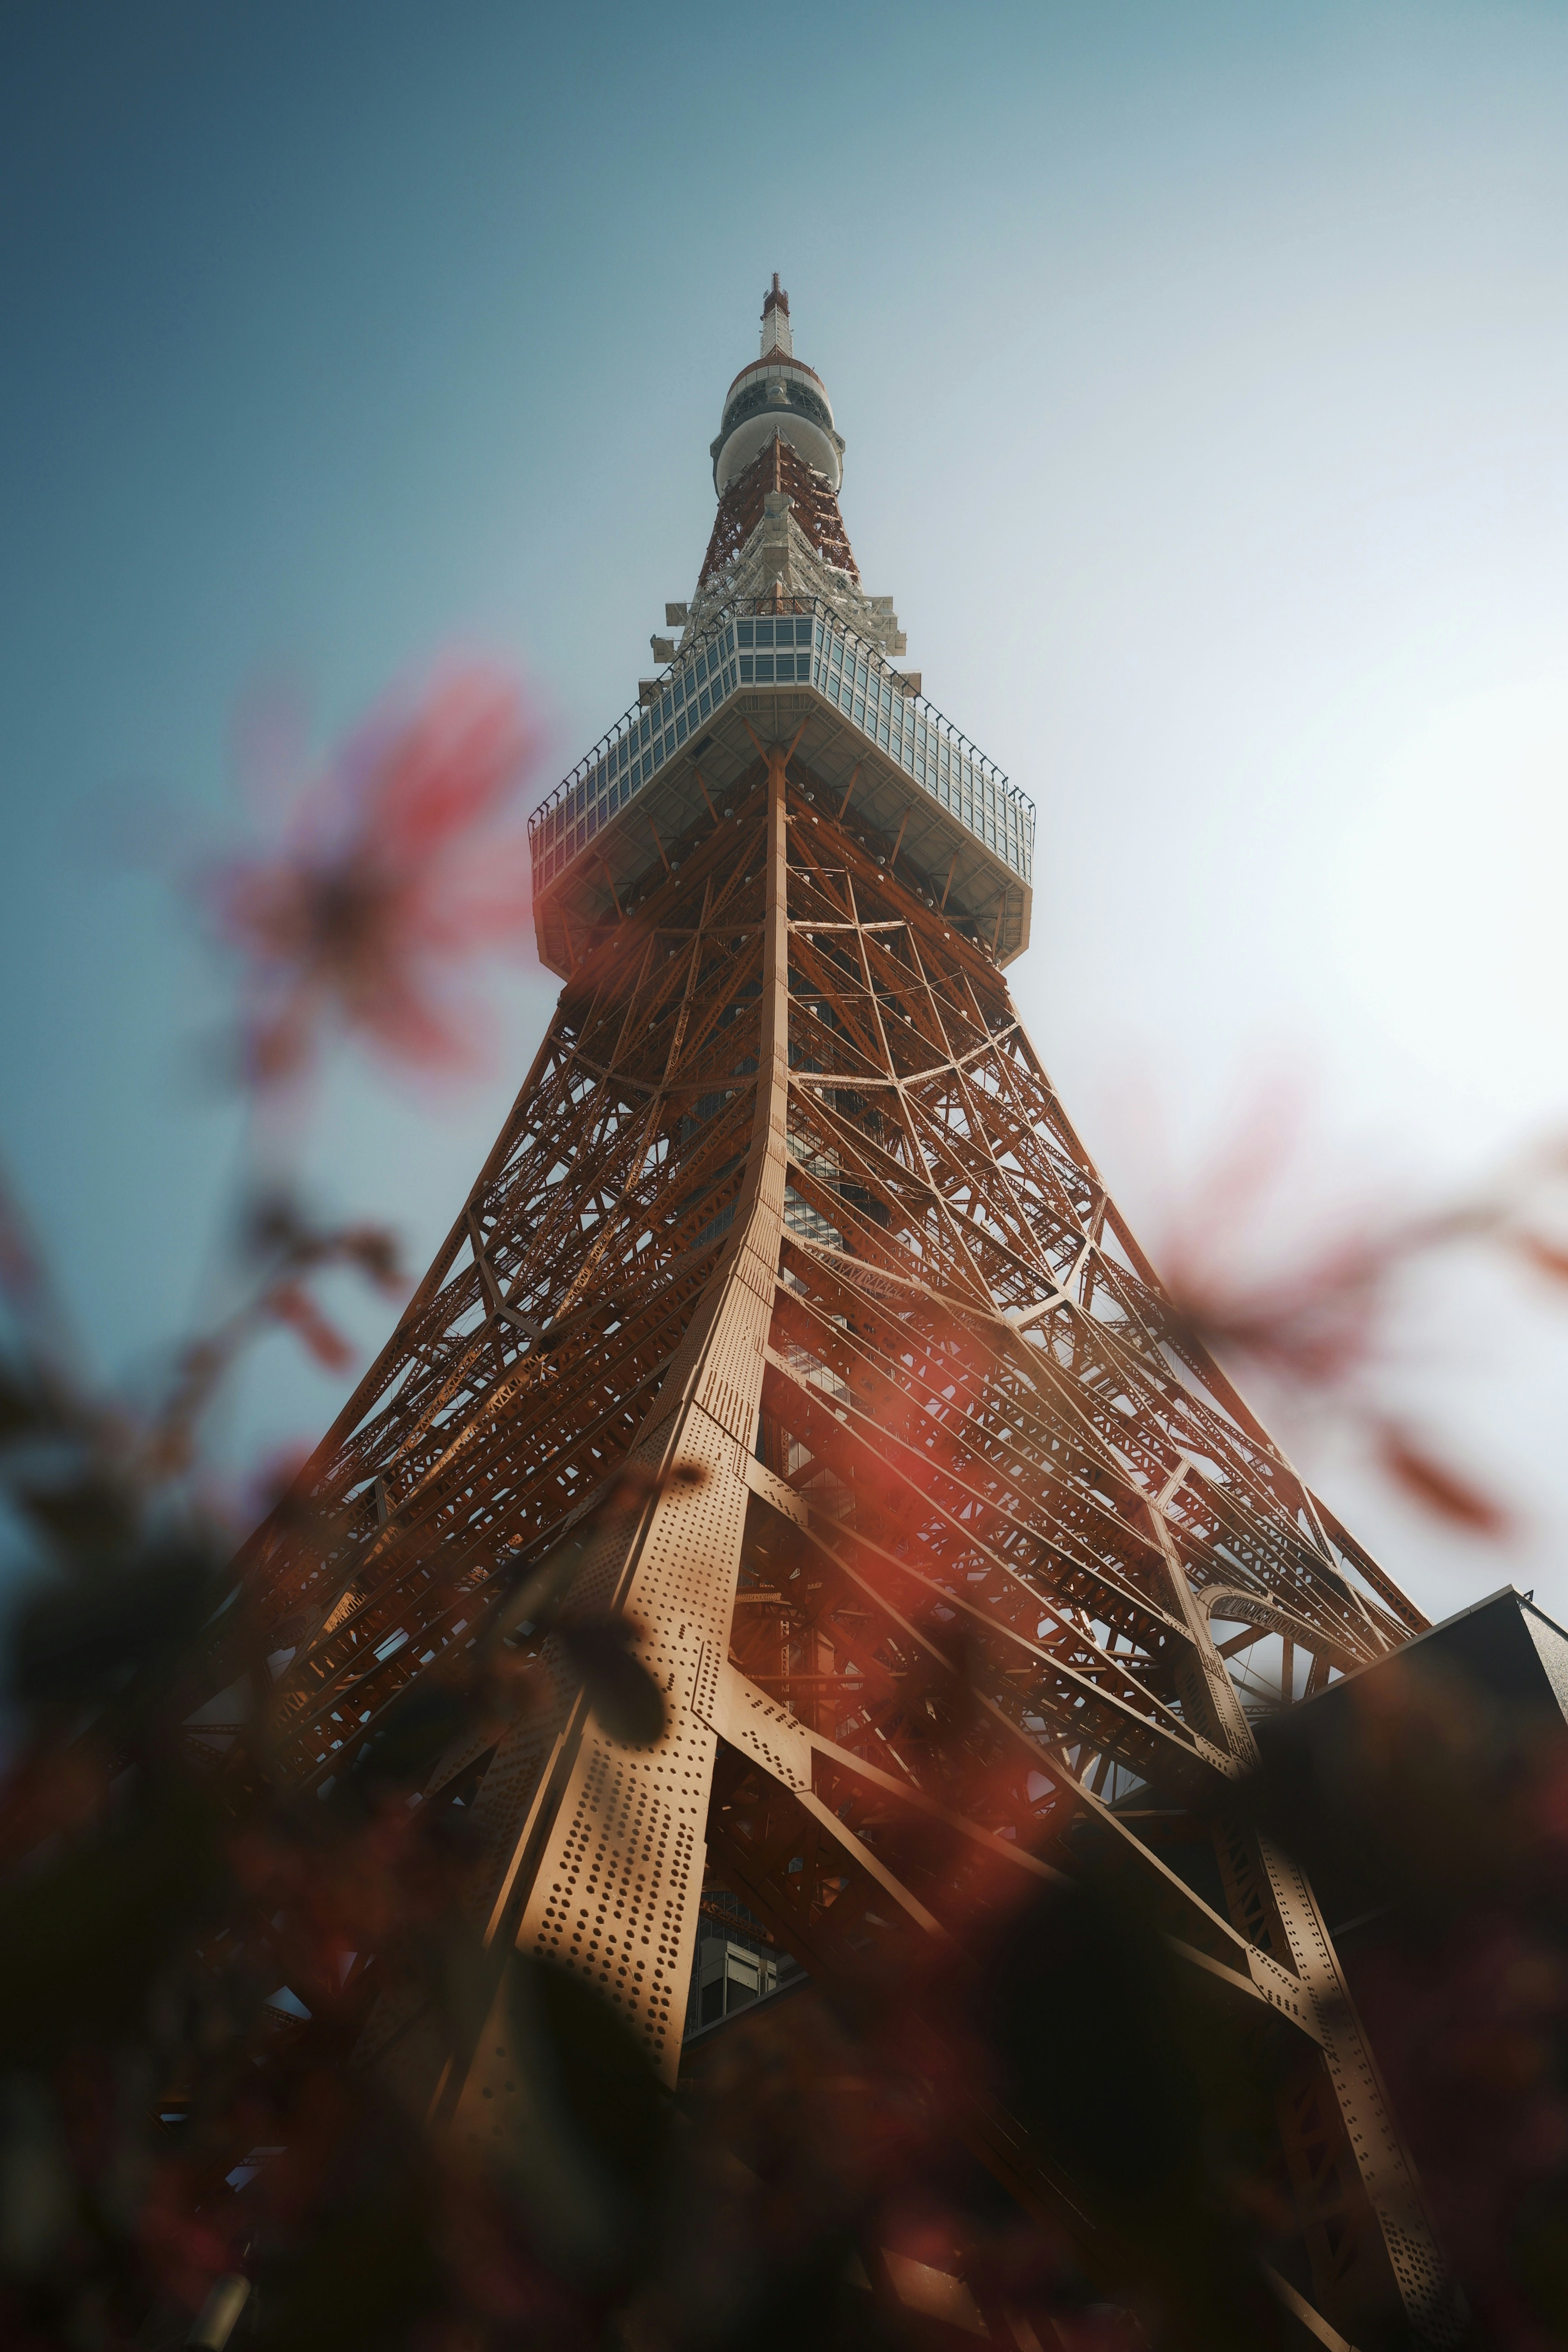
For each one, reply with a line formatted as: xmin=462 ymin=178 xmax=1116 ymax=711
xmin=703 ymin=1663 xmax=813 ymax=1793
xmin=501 ymin=1359 xmax=764 ymax=2073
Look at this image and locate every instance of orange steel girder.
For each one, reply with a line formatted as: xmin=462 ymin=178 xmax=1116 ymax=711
xmin=240 ymin=748 xmax=1460 ymax=2348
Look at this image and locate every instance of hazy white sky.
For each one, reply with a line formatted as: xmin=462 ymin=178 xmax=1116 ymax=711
xmin=4 ymin=0 xmax=1567 ymax=1620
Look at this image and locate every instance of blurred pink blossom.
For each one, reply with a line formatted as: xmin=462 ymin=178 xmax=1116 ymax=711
xmin=201 ymin=664 xmax=543 ymax=1084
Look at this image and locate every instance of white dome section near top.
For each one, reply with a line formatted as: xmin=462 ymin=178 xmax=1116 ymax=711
xmin=715 ymin=391 xmax=842 ymax=494
xmin=710 ymin=278 xmax=845 ymax=494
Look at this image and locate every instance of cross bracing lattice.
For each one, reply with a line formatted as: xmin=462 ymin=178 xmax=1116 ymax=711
xmin=238 ymin=746 xmax=1458 ymax=2349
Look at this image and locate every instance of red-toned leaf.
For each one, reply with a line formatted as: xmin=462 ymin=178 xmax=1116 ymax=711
xmin=1374 ymin=1420 xmax=1513 ymax=1538
xmin=367 ymin=668 xmax=539 ymax=863
xmin=558 ymin=1613 xmax=666 ymax=1747
xmin=1515 ymin=1231 xmax=1568 ymax=1287
xmin=196 ymin=663 xmax=542 ymax=1087
xmin=266 ymin=1282 xmax=354 ymax=1373
xmin=334 ymin=1223 xmax=407 ymax=1296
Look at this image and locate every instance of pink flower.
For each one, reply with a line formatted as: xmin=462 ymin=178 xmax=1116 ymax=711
xmin=203 ymin=664 xmax=543 ymax=1083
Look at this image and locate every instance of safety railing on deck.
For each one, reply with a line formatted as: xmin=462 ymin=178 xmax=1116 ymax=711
xmin=527 ymin=597 xmax=1035 ymax=894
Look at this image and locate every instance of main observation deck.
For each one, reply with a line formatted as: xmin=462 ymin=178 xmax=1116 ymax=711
xmin=528 ymin=595 xmax=1035 ymax=978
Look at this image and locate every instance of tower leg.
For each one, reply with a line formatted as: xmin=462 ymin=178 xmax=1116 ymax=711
xmin=445 ymin=741 xmax=794 ymax=2122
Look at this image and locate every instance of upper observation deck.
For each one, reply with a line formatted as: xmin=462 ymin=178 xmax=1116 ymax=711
xmin=526 ymin=278 xmax=1036 ymax=976
xmin=527 ymin=594 xmax=1033 ymax=976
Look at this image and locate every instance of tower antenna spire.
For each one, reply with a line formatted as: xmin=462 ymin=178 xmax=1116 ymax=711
xmin=760 ymin=270 xmax=792 ymax=358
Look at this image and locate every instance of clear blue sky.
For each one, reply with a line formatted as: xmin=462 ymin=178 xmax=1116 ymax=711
xmin=4 ymin=0 xmax=1568 ymax=1617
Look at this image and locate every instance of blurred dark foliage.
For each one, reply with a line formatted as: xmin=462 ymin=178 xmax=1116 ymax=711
xmin=0 ymin=1239 xmax=693 ymax=2350
xmin=15 ymin=1325 xmax=1565 ymax=2349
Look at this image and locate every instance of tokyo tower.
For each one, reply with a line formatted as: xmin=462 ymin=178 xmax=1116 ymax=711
xmin=250 ymin=277 xmax=1459 ymax=2348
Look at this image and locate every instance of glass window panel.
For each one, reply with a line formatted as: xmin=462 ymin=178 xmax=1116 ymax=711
xmin=756 ymin=654 xmax=775 ymax=682
xmin=756 ymin=619 xmax=775 ymax=646
xmin=738 ymin=621 xmax=755 ymax=646
xmin=739 ymin=655 xmax=754 ymax=682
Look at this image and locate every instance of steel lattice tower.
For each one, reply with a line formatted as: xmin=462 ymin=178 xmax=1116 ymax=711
xmin=251 ymin=281 xmax=1459 ymax=2348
